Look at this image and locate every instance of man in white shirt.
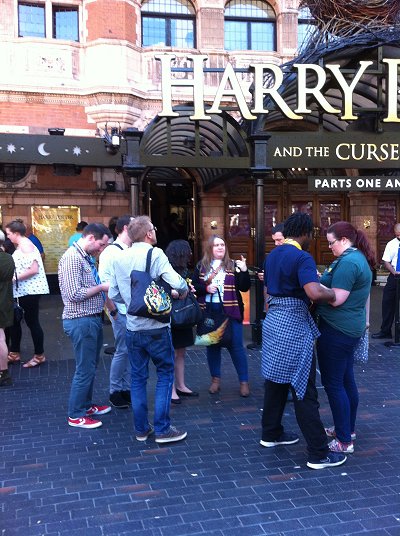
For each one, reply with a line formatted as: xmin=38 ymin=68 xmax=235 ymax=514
xmin=372 ymin=223 xmax=400 ymax=339
xmin=99 ymin=214 xmax=133 ymax=409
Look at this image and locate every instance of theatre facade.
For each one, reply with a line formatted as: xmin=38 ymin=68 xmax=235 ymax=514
xmin=0 ymin=0 xmax=399 ymax=278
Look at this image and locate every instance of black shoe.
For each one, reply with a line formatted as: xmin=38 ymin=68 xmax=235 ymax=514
xmin=307 ymin=452 xmax=347 ymax=470
xmin=171 ymin=398 xmax=182 ymax=405
xmin=371 ymin=331 xmax=392 ymax=339
xmin=109 ymin=391 xmax=129 ymax=409
xmin=260 ymin=432 xmax=299 ymax=448
xmin=176 ymin=389 xmax=199 ymax=397
xmin=121 ymin=390 xmax=131 ymax=404
xmin=0 ymin=371 xmax=12 ymax=387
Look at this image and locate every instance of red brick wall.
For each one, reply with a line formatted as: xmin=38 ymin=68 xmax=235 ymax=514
xmin=86 ymin=0 xmax=137 ymax=42
xmin=0 ymin=103 xmax=91 ymax=129
xmin=37 ymin=166 xmax=95 ymax=189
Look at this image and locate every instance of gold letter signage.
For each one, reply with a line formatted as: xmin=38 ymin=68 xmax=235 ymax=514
xmin=156 ymin=54 xmax=400 ymax=123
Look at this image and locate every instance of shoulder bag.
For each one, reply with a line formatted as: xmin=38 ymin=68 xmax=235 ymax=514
xmin=127 ymin=248 xmax=172 ymax=322
xmin=171 ymin=291 xmax=202 ymax=329
xmin=13 ymin=271 xmax=24 ymax=324
xmin=195 ymin=289 xmax=232 ymax=347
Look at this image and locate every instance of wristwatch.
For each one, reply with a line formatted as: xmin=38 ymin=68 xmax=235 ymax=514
xmin=109 ymin=309 xmax=117 ymax=317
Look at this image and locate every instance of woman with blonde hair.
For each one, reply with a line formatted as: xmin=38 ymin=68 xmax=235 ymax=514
xmin=193 ymin=235 xmax=251 ymax=397
xmin=5 ymin=219 xmax=49 ymax=367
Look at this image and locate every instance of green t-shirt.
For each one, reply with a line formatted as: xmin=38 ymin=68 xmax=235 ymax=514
xmin=317 ymin=249 xmax=371 ymax=338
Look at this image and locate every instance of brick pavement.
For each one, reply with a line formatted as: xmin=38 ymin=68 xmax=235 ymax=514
xmin=1 ymin=288 xmax=400 ymax=536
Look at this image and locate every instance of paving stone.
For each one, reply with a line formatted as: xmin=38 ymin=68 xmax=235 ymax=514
xmin=1 ymin=291 xmax=400 ymax=535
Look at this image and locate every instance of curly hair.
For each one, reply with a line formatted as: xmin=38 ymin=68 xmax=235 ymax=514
xmin=283 ymin=213 xmax=313 ymax=239
xmin=165 ymin=240 xmax=192 ymax=274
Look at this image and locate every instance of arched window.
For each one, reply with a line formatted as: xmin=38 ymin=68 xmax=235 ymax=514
xmin=142 ymin=0 xmax=196 ymax=48
xmin=224 ymin=0 xmax=276 ymax=51
xmin=297 ymin=7 xmax=315 ymax=52
xmin=0 ymin=164 xmax=31 ymax=184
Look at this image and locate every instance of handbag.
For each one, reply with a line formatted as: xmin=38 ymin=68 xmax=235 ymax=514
xmin=194 ymin=289 xmax=232 ymax=347
xmin=353 ymin=328 xmax=369 ymax=364
xmin=13 ymin=271 xmax=24 ymax=324
xmin=171 ymin=292 xmax=202 ymax=329
xmin=127 ymin=248 xmax=172 ymax=322
xmin=14 ymin=298 xmax=24 ymax=324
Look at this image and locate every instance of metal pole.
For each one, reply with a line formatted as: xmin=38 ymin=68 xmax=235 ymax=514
xmin=247 ymin=173 xmax=265 ymax=349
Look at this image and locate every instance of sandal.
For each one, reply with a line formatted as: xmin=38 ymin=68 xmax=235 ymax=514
xmin=8 ymin=352 xmax=21 ymax=363
xmin=23 ymin=354 xmax=46 ymax=368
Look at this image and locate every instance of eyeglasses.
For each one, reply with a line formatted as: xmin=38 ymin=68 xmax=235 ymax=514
xmin=149 ymin=226 xmax=157 ymax=232
xmin=328 ymin=239 xmax=339 ymax=247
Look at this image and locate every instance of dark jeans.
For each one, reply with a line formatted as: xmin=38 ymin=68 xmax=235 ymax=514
xmin=317 ymin=318 xmax=360 ymax=443
xmin=206 ymin=303 xmax=248 ymax=382
xmin=126 ymin=326 xmax=174 ymax=435
xmin=261 ymin=356 xmax=329 ymax=461
xmin=8 ymin=294 xmax=44 ymax=355
xmin=380 ymin=273 xmax=398 ymax=334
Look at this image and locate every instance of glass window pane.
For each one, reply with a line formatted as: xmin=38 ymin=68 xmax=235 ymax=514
xmin=378 ymin=200 xmax=397 ymax=236
xmin=229 ymin=204 xmax=251 ymax=237
xmin=171 ymin=19 xmax=194 ymax=47
xmin=225 ymin=20 xmax=247 ymax=50
xmin=225 ymin=0 xmax=275 ymax=19
xmin=264 ymin=202 xmax=278 ymax=236
xmin=319 ymin=203 xmax=341 ymax=235
xmin=142 ymin=17 xmax=166 ymax=46
xmin=291 ymin=201 xmax=312 ymax=216
xmin=0 ymin=164 xmax=31 ymax=183
xmin=142 ymin=0 xmax=195 ymax=15
xmin=251 ymin=21 xmax=274 ymax=50
xmin=18 ymin=3 xmax=45 ymax=38
xmin=53 ymin=7 xmax=79 ymax=41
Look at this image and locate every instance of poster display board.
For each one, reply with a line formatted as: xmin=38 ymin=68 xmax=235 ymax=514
xmin=31 ymin=206 xmax=80 ymax=273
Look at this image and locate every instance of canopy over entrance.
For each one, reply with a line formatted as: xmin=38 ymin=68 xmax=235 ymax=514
xmin=140 ymin=107 xmax=251 ymax=189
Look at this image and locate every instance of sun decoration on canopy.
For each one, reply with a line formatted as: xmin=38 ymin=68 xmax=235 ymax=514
xmin=301 ymin=0 xmax=400 ymax=38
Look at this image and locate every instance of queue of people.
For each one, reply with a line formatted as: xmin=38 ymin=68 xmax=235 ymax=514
xmin=0 ymin=212 xmax=376 ymax=470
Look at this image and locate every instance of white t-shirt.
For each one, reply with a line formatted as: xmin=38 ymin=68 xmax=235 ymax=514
xmin=382 ymin=237 xmax=400 ymax=270
xmin=13 ymin=246 xmax=49 ymax=297
xmin=205 ymin=260 xmax=225 ymax=302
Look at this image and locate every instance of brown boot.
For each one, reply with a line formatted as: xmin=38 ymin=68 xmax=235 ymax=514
xmin=208 ymin=377 xmax=220 ymax=394
xmin=239 ymin=382 xmax=250 ymax=397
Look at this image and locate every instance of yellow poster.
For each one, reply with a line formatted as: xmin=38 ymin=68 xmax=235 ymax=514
xmin=31 ymin=206 xmax=80 ymax=273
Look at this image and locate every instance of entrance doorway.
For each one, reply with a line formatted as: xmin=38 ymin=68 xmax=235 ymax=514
xmin=142 ymin=177 xmax=198 ymax=259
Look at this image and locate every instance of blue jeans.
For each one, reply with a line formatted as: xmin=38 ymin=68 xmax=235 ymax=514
xmin=316 ymin=318 xmax=360 ymax=443
xmin=63 ymin=316 xmax=103 ymax=418
xmin=206 ymin=306 xmax=248 ymax=382
xmin=110 ymin=313 xmax=131 ymax=393
xmin=126 ymin=327 xmax=174 ymax=435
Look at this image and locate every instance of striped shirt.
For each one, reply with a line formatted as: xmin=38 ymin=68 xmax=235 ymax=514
xmin=58 ymin=242 xmax=103 ymax=319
